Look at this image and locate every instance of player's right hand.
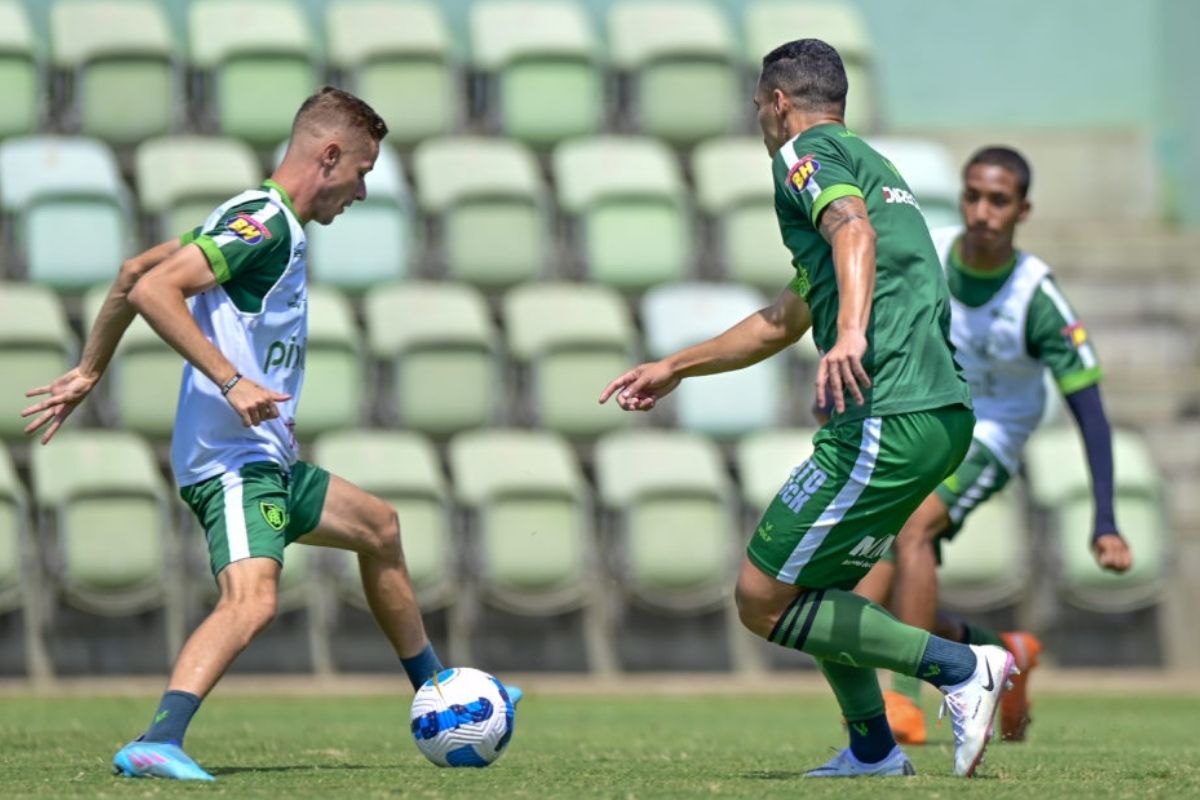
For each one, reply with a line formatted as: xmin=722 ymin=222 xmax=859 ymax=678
xmin=21 ymin=367 xmax=99 ymax=445
xmin=224 ymin=378 xmax=290 ymax=427
xmin=599 ymin=361 xmax=681 ymax=411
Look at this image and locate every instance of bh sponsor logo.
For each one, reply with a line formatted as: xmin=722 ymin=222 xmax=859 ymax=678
xmin=788 ymin=155 xmax=822 ymax=193
xmin=224 ymin=212 xmax=272 ymax=245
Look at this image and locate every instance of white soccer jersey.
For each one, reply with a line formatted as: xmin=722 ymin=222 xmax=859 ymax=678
xmin=170 ymin=181 xmax=309 ymax=487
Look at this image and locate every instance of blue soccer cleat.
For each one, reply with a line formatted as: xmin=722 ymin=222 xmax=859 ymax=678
xmin=503 ymin=684 xmax=523 ymax=706
xmin=112 ymin=739 xmax=214 ymax=781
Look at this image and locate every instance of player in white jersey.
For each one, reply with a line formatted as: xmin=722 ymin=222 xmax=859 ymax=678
xmin=21 ymin=88 xmax=517 ymax=782
xmin=849 ymin=147 xmax=1133 ymax=744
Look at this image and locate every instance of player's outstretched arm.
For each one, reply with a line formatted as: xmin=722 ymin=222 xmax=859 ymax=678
xmin=815 ymin=195 xmax=876 ymax=414
xmin=21 ymin=239 xmax=182 ymax=444
xmin=599 ymin=288 xmax=811 ymax=411
xmin=127 ymin=245 xmax=289 ymax=428
xmin=1063 ymin=383 xmax=1133 ymax=573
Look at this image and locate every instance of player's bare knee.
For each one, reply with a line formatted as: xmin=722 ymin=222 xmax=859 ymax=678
xmin=216 ymin=589 xmax=277 ymax=638
xmin=362 ymin=507 xmax=402 ymax=563
xmin=734 ymin=584 xmax=773 ymax=638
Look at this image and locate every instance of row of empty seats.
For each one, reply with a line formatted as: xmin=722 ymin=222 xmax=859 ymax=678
xmin=0 ymin=132 xmax=960 ymax=292
xmin=0 ymin=423 xmax=1168 ymax=676
xmin=0 ymin=0 xmax=877 ymax=148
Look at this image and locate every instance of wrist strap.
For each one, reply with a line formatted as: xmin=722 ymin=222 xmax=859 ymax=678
xmin=220 ymin=372 xmax=243 ymax=396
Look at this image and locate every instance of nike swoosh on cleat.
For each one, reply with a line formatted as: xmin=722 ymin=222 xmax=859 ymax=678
xmin=981 ymin=662 xmax=994 ymax=692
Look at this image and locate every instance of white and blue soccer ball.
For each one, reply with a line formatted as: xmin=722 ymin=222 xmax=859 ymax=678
xmin=410 ymin=667 xmax=515 ymax=767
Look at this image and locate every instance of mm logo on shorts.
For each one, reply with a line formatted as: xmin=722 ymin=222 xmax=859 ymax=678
xmin=777 ymin=460 xmax=828 ymax=514
xmin=260 ymin=501 xmax=287 ymax=531
xmin=843 ymin=534 xmax=895 ymax=568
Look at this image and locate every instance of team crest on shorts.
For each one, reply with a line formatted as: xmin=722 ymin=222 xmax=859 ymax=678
xmin=224 ymin=212 xmax=272 ymax=245
xmin=787 ymin=155 xmax=821 ymax=193
xmin=260 ymin=501 xmax=288 ymax=532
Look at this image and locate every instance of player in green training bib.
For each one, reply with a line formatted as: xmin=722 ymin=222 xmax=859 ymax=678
xmin=600 ymin=39 xmax=1012 ymax=779
xmin=848 ymin=147 xmax=1133 ymax=746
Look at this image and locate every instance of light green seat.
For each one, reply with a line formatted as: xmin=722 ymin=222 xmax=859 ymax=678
xmin=734 ymin=428 xmax=819 ymax=516
xmin=1025 ymin=427 xmax=1167 ymax=611
xmin=868 ymin=136 xmax=960 ymax=230
xmin=31 ymin=430 xmax=171 ymax=614
xmin=938 ymin=487 xmax=1030 ymax=611
xmin=0 ymin=283 xmax=76 ymax=440
xmin=326 ymin=1 xmax=455 ymax=148
xmin=364 ymin=282 xmax=498 ymax=436
xmin=82 ymin=285 xmax=181 ymax=439
xmin=744 ymin=1 xmax=877 ymax=132
xmin=553 ymin=136 xmax=690 ymax=291
xmin=0 ymin=444 xmax=27 ymax=613
xmin=0 ymin=136 xmax=133 ymax=291
xmin=693 ymin=136 xmax=795 ymax=290
xmin=642 ymin=283 xmax=785 ymax=437
xmin=0 ymin=1 xmax=37 ymax=139
xmin=413 ymin=136 xmax=547 ymax=289
xmin=295 ymin=286 xmax=363 ymax=437
xmin=135 ymin=135 xmax=263 ymax=240
xmin=595 ymin=429 xmax=734 ymax=609
xmin=312 ymin=430 xmax=453 ymax=608
xmin=471 ymin=1 xmax=601 ymax=148
xmin=503 ymin=282 xmax=635 ymax=437
xmin=51 ymin=0 xmax=176 ymax=146
xmin=609 ymin=1 xmax=739 ymax=147
xmin=189 ymin=0 xmax=316 ymax=148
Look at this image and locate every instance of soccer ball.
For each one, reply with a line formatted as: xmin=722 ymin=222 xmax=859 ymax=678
xmin=410 ymin=667 xmax=515 ymax=767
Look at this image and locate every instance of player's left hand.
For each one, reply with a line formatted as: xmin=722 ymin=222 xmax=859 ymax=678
xmin=1092 ymin=532 xmax=1133 ymax=573
xmin=20 ymin=367 xmax=99 ymax=445
xmin=816 ymin=330 xmax=871 ymax=414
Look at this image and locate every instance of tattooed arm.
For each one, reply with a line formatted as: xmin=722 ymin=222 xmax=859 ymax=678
xmin=815 ymin=195 xmax=876 ymax=413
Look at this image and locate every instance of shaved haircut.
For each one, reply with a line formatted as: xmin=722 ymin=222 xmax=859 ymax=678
xmin=292 ymin=86 xmax=388 ymax=143
xmin=760 ymin=39 xmax=848 ymax=116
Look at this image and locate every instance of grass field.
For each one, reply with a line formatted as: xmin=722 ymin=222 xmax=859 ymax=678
xmin=2 ymin=688 xmax=1199 ymax=799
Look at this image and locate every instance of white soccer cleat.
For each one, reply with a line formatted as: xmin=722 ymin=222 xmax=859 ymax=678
xmin=938 ymin=644 xmax=1017 ymax=777
xmin=803 ymin=745 xmax=916 ymax=778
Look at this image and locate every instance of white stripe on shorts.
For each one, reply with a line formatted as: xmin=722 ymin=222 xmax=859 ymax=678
xmin=220 ymin=471 xmax=250 ymax=563
xmin=777 ymin=416 xmax=883 ymax=583
xmin=948 ymin=461 xmax=999 ymax=524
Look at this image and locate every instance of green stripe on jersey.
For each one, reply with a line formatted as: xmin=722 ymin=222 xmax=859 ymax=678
xmin=811 ymin=183 xmax=865 ymax=226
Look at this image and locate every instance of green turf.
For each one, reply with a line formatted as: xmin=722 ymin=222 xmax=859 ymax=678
xmin=1 ymin=691 xmax=1198 ymax=798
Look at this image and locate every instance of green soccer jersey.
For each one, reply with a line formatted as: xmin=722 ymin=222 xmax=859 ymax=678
xmin=771 ymin=124 xmax=971 ymax=422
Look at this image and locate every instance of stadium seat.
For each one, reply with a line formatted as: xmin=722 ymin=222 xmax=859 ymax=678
xmin=188 ymin=0 xmax=316 ymax=147
xmin=364 ymin=281 xmax=499 ymax=436
xmin=0 ymin=1 xmax=37 ymax=139
xmin=552 ymin=136 xmax=690 ymax=290
xmin=30 ymin=430 xmax=184 ymax=660
xmin=0 ymin=136 xmax=133 ymax=291
xmin=502 ymin=282 xmax=636 ymax=437
xmin=325 ymin=0 xmax=455 ymax=148
xmin=412 ymin=136 xmax=548 ymax=290
xmin=81 ymin=285 xmax=181 ymax=439
xmin=448 ymin=428 xmax=615 ymax=672
xmin=938 ymin=486 xmax=1031 ymax=612
xmin=692 ymin=136 xmax=796 ymax=290
xmin=135 ymin=135 xmax=264 ymax=241
xmin=608 ymin=1 xmax=739 ymax=146
xmin=295 ymin=286 xmax=364 ymax=436
xmin=470 ymin=0 xmax=602 ymax=148
xmin=0 ymin=283 xmax=77 ymax=440
xmin=734 ymin=427 xmax=819 ymax=517
xmin=641 ymin=282 xmax=786 ymax=437
xmin=50 ymin=0 xmax=176 ymax=146
xmin=0 ymin=442 xmax=51 ymax=679
xmin=743 ymin=1 xmax=878 ymax=132
xmin=1025 ymin=427 xmax=1167 ymax=611
xmin=868 ymin=136 xmax=961 ymax=229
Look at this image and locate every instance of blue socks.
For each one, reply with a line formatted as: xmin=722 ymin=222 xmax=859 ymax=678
xmin=917 ymin=635 xmax=978 ymax=688
xmin=847 ymin=713 xmax=896 ymax=764
xmin=143 ymin=690 xmax=201 ymax=746
xmin=400 ymin=643 xmax=444 ymax=690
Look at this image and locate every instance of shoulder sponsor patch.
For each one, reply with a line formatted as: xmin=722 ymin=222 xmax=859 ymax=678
xmin=224 ymin=212 xmax=273 ymax=245
xmin=787 ymin=154 xmax=822 ymax=193
xmin=1061 ymin=321 xmax=1089 ymax=347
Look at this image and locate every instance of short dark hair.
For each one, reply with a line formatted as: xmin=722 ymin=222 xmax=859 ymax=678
xmin=964 ymin=146 xmax=1032 ymax=198
xmin=293 ymin=86 xmax=388 ymax=142
xmin=760 ymin=39 xmax=848 ymax=115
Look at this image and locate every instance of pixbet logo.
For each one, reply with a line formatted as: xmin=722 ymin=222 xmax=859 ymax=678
xmin=262 ymin=335 xmax=306 ymax=373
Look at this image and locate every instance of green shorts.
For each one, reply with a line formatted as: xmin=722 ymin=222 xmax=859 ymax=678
xmin=747 ymin=404 xmax=973 ymax=590
xmin=180 ymin=460 xmax=331 ymax=578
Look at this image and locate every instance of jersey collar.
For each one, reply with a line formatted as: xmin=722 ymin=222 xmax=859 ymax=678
xmin=262 ymin=179 xmax=300 ymax=220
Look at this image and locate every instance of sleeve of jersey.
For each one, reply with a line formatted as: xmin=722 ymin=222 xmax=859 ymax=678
xmin=191 ymin=201 xmax=291 ymax=285
xmin=771 ymin=138 xmax=864 ymax=227
xmin=1026 ymin=279 xmax=1104 ymax=394
xmin=179 ymin=226 xmax=202 ymax=247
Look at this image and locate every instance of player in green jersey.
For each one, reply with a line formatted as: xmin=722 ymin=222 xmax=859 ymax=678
xmin=600 ymin=39 xmax=1012 ymax=778
xmin=849 ymin=146 xmax=1133 ymax=745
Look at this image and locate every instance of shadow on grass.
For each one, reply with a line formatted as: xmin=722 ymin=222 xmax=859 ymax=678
xmin=208 ymin=764 xmax=398 ymax=776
